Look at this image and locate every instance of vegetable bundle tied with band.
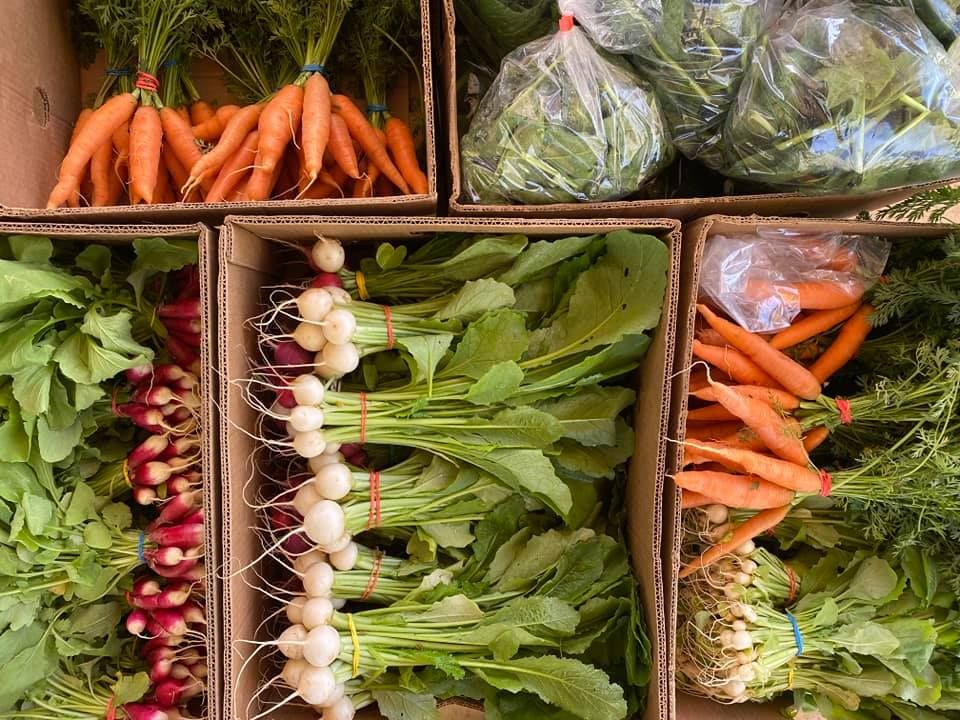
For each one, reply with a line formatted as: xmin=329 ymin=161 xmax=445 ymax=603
xmin=719 ymin=0 xmax=960 ymax=193
xmin=460 ymin=17 xmax=673 ymax=205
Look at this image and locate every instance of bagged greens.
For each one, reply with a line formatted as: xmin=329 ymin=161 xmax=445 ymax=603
xmin=913 ymin=0 xmax=960 ymax=47
xmin=556 ymin=0 xmax=662 ymax=54
xmin=720 ymin=0 xmax=960 ymax=193
xmin=460 ymin=20 xmax=673 ymax=204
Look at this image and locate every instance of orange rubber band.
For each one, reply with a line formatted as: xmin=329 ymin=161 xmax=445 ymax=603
xmin=359 ymin=392 xmax=368 ymax=444
xmin=383 ymin=306 xmax=395 ymax=350
xmin=366 ymin=470 xmax=381 ymax=529
xmin=836 ymin=398 xmax=853 ymax=425
xmin=135 ymin=71 xmax=159 ymax=92
xmin=360 ymin=550 xmax=384 ymax=600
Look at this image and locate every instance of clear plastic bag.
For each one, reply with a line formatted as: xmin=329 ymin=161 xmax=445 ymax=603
xmin=699 ymin=228 xmax=891 ymax=333
xmin=629 ymin=0 xmax=780 ymax=167
xmin=719 ymin=0 xmax=960 ymax=193
xmin=556 ymin=0 xmax=662 ymax=54
xmin=914 ymin=0 xmax=960 ymax=47
xmin=459 ymin=19 xmax=674 ymax=205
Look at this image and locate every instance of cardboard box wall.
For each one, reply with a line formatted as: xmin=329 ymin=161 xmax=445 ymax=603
xmin=0 ymin=221 xmax=222 ymax=715
xmin=440 ymin=0 xmax=955 ymax=221
xmin=0 ymin=0 xmax=438 ymax=222
xmin=667 ymin=215 xmax=955 ymax=720
xmin=217 ymin=215 xmax=682 ymax=720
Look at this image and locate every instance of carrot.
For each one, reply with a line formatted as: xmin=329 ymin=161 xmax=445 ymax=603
xmin=301 ymin=73 xmax=332 ymax=187
xmin=353 ymin=161 xmax=380 ymax=198
xmin=328 ymin=112 xmax=360 ymax=179
xmin=679 ymin=504 xmax=791 ymax=579
xmin=683 ymin=440 xmax=819 ymax=492
xmin=747 ymin=278 xmax=864 ymax=310
xmin=697 ymin=304 xmax=821 ymax=400
xmin=256 ymin=84 xmax=304 ymax=178
xmin=159 ymin=107 xmax=210 ymax=194
xmin=192 ymin=104 xmax=240 ymax=142
xmin=691 ymin=385 xmax=799 ymax=411
xmin=112 ymin=121 xmax=130 ymax=177
xmin=76 ymin=170 xmax=92 ymax=208
xmin=190 ymin=100 xmax=215 ymax=125
xmin=227 ymin=174 xmax=250 ymax=201
xmin=685 ymin=422 xmax=743 ymax=441
xmin=105 ymin=158 xmax=126 ymax=206
xmin=691 ymin=340 xmax=781 ymax=388
xmin=717 ymin=427 xmax=767 ymax=452
xmin=769 ymin=303 xmax=862 ymax=350
xmin=90 ymin=137 xmax=114 ymax=207
xmin=245 ymin=152 xmax=284 ymax=201
xmin=207 ymin=131 xmax=260 ymax=203
xmin=674 ymin=471 xmax=795 ymax=510
xmin=809 ymin=304 xmax=875 ymax=383
xmin=696 ymin=328 xmax=727 ymax=347
xmin=681 ymin=490 xmax=714 ymax=509
xmin=803 ymin=426 xmax=830 ymax=453
xmin=162 ymin=144 xmax=193 ymax=202
xmin=174 ymin=106 xmax=190 ymax=123
xmin=384 ymin=116 xmax=428 ymax=194
xmin=687 ymin=404 xmax=739 ymax=423
xmin=274 ymin=144 xmax=300 ymax=200
xmin=375 ymin=172 xmax=397 ymax=196
xmin=65 ymin=108 xmax=94 ymax=205
xmin=332 ymin=95 xmax=410 ymax=192
xmin=128 ymin=105 xmax=163 ymax=205
xmin=48 ymin=93 xmax=137 ymax=208
xmin=153 ymin=155 xmax=173 ymax=204
xmin=186 ymin=103 xmax=263 ymax=194
xmin=707 ymin=378 xmax=809 ymax=467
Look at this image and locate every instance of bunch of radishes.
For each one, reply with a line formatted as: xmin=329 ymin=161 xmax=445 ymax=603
xmin=160 ymin=266 xmax=203 ymax=377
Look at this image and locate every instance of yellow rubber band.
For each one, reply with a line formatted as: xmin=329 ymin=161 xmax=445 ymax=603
xmin=121 ymin=460 xmax=133 ymax=488
xmin=348 ymin=613 xmax=360 ymax=677
xmin=787 ymin=666 xmax=794 ymax=690
xmin=355 ymin=271 xmax=369 ymax=301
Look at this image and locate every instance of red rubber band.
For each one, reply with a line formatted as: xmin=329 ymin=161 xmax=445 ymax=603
xmin=135 ymin=71 xmax=160 ymax=92
xmin=878 ymin=275 xmax=889 ymax=285
xmin=819 ymin=469 xmax=832 ymax=497
xmin=836 ymin=398 xmax=853 ymax=425
xmin=559 ymin=14 xmax=575 ymax=31
xmin=765 ymin=528 xmax=776 ymax=537
xmin=366 ymin=470 xmax=381 ymax=529
xmin=360 ymin=550 xmax=384 ymax=600
xmin=105 ymin=695 xmax=117 ymax=720
xmin=383 ymin=306 xmax=395 ymax=350
xmin=786 ymin=565 xmax=797 ymax=605
xmin=359 ymin=392 xmax=367 ymax=445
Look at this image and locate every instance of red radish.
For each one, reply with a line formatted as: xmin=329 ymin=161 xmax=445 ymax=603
xmin=150 ymin=523 xmax=204 ymax=549
xmin=174 ymin=265 xmax=201 ymax=300
xmin=311 ymin=272 xmax=344 ymax=289
xmin=136 ymin=462 xmax=174 ymax=487
xmin=176 ymin=331 xmax=202 ymax=349
xmin=158 ymin=298 xmax=202 ymax=319
xmin=134 ymin=577 xmax=163 ymax=597
xmin=154 ymin=364 xmax=188 ymax=384
xmin=152 ymin=546 xmax=186 ymax=566
xmin=165 ymin=335 xmax=198 ymax=369
xmin=273 ymin=340 xmax=315 ymax=371
xmin=133 ymin=486 xmax=158 ymax=505
xmin=177 ymin=563 xmax=206 ymax=582
xmin=129 ymin=435 xmax=171 ymax=469
xmin=151 ymin=657 xmax=173 ymax=682
xmin=180 ymin=507 xmax=204 ymax=526
xmin=277 ymin=388 xmax=297 ymax=409
xmin=134 ymin=386 xmax=176 ymax=407
xmin=163 ymin=317 xmax=202 ymax=335
xmin=122 ymin=703 xmax=170 ymax=720
xmin=165 ymin=474 xmax=195 ymax=496
xmin=126 ymin=363 xmax=155 ymax=384
xmin=151 ymin=558 xmax=199 ymax=579
xmin=181 ymin=601 xmax=206 ymax=625
xmin=152 ymin=608 xmax=189 ymax=636
xmin=126 ymin=609 xmax=149 ymax=635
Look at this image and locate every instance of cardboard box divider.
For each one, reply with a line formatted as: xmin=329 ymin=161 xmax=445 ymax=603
xmin=440 ymin=0 xmax=957 ymax=221
xmin=0 ymin=0 xmax=438 ymax=221
xmin=217 ymin=214 xmax=682 ymax=720
xmin=0 ymin=221 xmax=222 ymax=716
xmin=667 ymin=215 xmax=957 ymax=720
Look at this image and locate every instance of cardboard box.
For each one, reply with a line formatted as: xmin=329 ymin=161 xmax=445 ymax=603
xmin=0 ymin=220 xmax=222 ymax=715
xmin=217 ymin=215 xmax=682 ymax=720
xmin=440 ymin=0 xmax=954 ymax=221
xmin=667 ymin=215 xmax=955 ymax=720
xmin=0 ymin=0 xmax=438 ymax=221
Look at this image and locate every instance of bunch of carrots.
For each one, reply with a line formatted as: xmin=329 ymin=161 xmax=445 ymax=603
xmin=47 ymin=0 xmax=428 ymax=208
xmin=677 ymin=261 xmax=876 ymax=579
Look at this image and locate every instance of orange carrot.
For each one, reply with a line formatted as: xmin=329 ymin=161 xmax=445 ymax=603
xmin=256 ymin=84 xmax=304 ymax=178
xmin=353 ymin=162 xmax=380 ymax=198
xmin=674 ymin=471 xmax=795 ymax=510
xmin=687 ymin=404 xmax=739 ymax=423
xmin=708 ymin=378 xmax=809 ymax=467
xmin=679 ymin=504 xmax=791 ymax=578
xmin=681 ymin=490 xmax=714 ymax=509
xmin=747 ymin=278 xmax=864 ymax=309
xmin=301 ymin=73 xmax=332 ymax=187
xmin=332 ymin=95 xmax=410 ymax=192
xmin=803 ymin=426 xmax=830 ymax=453
xmin=808 ymin=304 xmax=874 ymax=383
xmin=245 ymin=151 xmax=284 ymax=201
xmin=192 ymin=104 xmax=240 ymax=142
xmin=112 ymin=120 xmax=130 ymax=177
xmin=717 ymin=426 xmax=767 ymax=452
xmin=691 ymin=385 xmax=799 ymax=411
xmin=153 ymin=155 xmax=173 ymax=204
xmin=90 ymin=138 xmax=114 ymax=207
xmin=696 ymin=328 xmax=727 ymax=347
xmin=692 ymin=340 xmax=781 ymax=388
xmin=685 ymin=421 xmax=743 ymax=441
xmin=697 ymin=304 xmax=821 ymax=400
xmin=66 ymin=108 xmax=94 ymax=206
xmin=769 ymin=303 xmax=862 ymax=350
xmin=384 ymin=116 xmax=428 ymax=194
xmin=48 ymin=93 xmax=137 ymax=208
xmin=162 ymin=144 xmax=194 ymax=202
xmin=683 ymin=440 xmax=819 ymax=492
xmin=207 ymin=130 xmax=260 ymax=203
xmin=76 ymin=169 xmax=92 ymax=207
xmin=190 ymin=100 xmax=215 ymax=125
xmin=186 ymin=103 xmax=263 ymax=193
xmin=160 ymin=107 xmax=210 ymax=194
xmin=174 ymin=105 xmax=190 ymax=123
xmin=328 ymin=112 xmax=360 ymax=179
xmin=105 ymin=158 xmax=126 ymax=206
xmin=128 ymin=105 xmax=162 ymax=205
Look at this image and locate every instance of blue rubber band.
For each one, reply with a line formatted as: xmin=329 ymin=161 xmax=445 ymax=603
xmin=301 ymin=64 xmax=329 ymax=77
xmin=785 ymin=610 xmax=803 ymax=655
xmin=161 ymin=58 xmax=178 ymax=68
xmin=137 ymin=531 xmax=146 ymax=563
xmin=366 ymin=104 xmax=388 ymax=113
xmin=105 ymin=68 xmax=132 ymax=77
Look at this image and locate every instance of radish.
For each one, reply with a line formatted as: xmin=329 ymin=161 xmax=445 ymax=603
xmin=311 ymin=237 xmax=346 ymax=273
xmin=293 ymin=484 xmax=322 ymax=517
xmin=323 ymin=696 xmax=356 ymax=720
xmin=301 ymin=597 xmax=334 ymax=629
xmin=126 ymin=363 xmax=155 ymax=384
xmin=324 ymin=533 xmax=353 ymax=554
xmin=328 ymin=542 xmax=358 ymax=571
xmin=123 ymin=703 xmax=170 ymax=720
xmin=322 ymin=442 xmax=342 ymax=455
xmin=327 ymin=287 xmax=352 ymax=306
xmin=294 ymin=430 xmax=328 ymax=458
xmin=278 ymin=623 xmax=308 ymax=659
xmin=320 ymin=309 xmax=356 ymax=345
xmin=311 ymin=272 xmax=344 ymax=289
xmin=292 ymin=374 xmax=325 ymax=406
xmin=314 ymin=463 xmax=352 ymax=500
xmin=320 ymin=342 xmax=359 ymax=375
xmin=274 ymin=339 xmax=316 ymax=371
xmin=159 ymin=298 xmax=202 ymax=319
xmin=297 ymin=288 xmax=335 ymax=322
xmin=294 ymin=323 xmax=328 ymax=352
xmin=303 ymin=561 xmax=336 ymax=598
xmin=297 ymin=665 xmax=337 ymax=705
xmin=309 ymin=453 xmax=345 ymax=473
xmin=303 ymin=502 xmax=346 ymax=548
xmin=282 ymin=658 xmax=308 ymax=688
xmin=303 ymin=624 xmax=340 ymax=667
xmin=290 ymin=405 xmax=325 ymax=433
xmin=293 ymin=549 xmax=328 ymax=574
xmin=287 ymin=596 xmax=307 ymax=624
